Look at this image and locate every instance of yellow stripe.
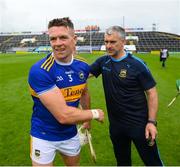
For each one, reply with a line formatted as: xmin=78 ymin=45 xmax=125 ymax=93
xmin=60 ymin=83 xmax=86 ymax=102
xmin=47 ymin=57 xmax=55 ymax=71
xmin=29 ymin=85 xmax=39 ymax=98
xmin=40 ymin=55 xmax=52 ymax=69
xmin=29 ymin=82 xmax=86 ymax=102
xmin=30 ymin=136 xmax=32 ymax=157
xmin=74 ymin=56 xmax=88 ymax=64
xmin=74 ymin=56 xmax=87 ymax=62
xmin=43 ymin=56 xmax=53 ymax=69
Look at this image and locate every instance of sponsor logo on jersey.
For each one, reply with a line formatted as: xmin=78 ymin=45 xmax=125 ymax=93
xmin=60 ymin=83 xmax=86 ymax=102
xmin=119 ymin=69 xmax=127 ymax=78
xmin=102 ymin=66 xmax=111 ymax=72
xmin=65 ymin=70 xmax=74 ymax=75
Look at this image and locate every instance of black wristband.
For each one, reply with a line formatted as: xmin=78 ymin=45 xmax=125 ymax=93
xmin=147 ymin=120 xmax=157 ymax=127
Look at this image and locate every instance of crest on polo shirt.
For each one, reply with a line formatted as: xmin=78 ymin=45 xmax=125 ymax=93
xmin=119 ymin=69 xmax=127 ymax=78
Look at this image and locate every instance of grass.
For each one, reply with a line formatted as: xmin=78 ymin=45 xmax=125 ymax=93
xmin=0 ymin=52 xmax=180 ymax=165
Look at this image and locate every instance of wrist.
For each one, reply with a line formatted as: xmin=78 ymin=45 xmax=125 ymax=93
xmin=91 ymin=109 xmax=99 ymax=119
xmin=147 ymin=119 xmax=157 ymax=127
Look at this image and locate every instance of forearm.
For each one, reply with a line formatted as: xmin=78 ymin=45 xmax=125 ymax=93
xmin=146 ymin=87 xmax=158 ymax=120
xmin=69 ymin=84 xmax=92 ymax=124
xmin=39 ymin=87 xmax=102 ymax=125
xmin=60 ymin=106 xmax=93 ymax=124
xmin=43 ymin=98 xmax=98 ymax=124
xmin=145 ymin=87 xmax=158 ymax=140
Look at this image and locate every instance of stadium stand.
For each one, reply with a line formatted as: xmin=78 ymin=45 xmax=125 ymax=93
xmin=131 ymin=31 xmax=180 ymax=52
xmin=0 ymin=31 xmax=179 ymax=53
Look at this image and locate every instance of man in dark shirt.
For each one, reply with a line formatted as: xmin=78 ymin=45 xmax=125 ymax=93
xmin=90 ymin=26 xmax=163 ymax=166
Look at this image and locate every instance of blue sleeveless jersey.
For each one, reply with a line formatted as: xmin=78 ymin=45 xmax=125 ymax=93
xmin=28 ymin=53 xmax=90 ymax=141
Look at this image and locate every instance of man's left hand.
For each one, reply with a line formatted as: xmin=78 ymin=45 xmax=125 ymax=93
xmin=145 ymin=123 xmax=157 ymax=141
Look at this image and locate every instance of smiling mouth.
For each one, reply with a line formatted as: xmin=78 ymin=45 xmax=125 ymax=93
xmin=54 ymin=48 xmax=66 ymax=53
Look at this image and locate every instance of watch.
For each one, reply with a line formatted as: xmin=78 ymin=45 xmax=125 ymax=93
xmin=147 ymin=119 xmax=157 ymax=127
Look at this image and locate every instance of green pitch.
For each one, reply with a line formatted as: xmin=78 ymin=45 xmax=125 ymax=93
xmin=0 ymin=52 xmax=180 ymax=165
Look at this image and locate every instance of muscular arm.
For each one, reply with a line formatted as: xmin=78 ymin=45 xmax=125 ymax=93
xmin=39 ymin=86 xmax=103 ymax=125
xmin=145 ymin=87 xmax=158 ymax=140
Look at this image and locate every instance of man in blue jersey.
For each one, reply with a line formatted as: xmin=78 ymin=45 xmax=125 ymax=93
xmin=28 ymin=17 xmax=104 ymax=166
xmin=90 ymin=26 xmax=163 ymax=166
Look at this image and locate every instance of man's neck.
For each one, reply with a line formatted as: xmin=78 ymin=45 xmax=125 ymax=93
xmin=112 ymin=50 xmax=126 ymax=59
xmin=53 ymin=53 xmax=73 ymax=65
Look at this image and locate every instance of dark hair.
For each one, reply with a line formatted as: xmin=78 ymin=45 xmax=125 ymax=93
xmin=48 ymin=17 xmax=74 ymax=29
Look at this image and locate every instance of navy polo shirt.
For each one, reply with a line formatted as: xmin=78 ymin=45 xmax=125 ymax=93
xmin=90 ymin=53 xmax=156 ymax=127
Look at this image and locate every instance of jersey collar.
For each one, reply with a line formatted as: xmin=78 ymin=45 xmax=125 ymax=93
xmin=52 ymin=52 xmax=74 ymax=66
xmin=110 ymin=52 xmax=128 ymax=62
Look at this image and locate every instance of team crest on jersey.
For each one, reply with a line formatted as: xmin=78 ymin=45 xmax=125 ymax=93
xmin=35 ymin=149 xmax=40 ymax=157
xmin=79 ymin=71 xmax=85 ymax=81
xmin=119 ymin=69 xmax=127 ymax=78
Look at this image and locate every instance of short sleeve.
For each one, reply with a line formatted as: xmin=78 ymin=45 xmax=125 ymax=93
xmin=81 ymin=62 xmax=90 ymax=80
xmin=90 ymin=56 xmax=104 ymax=77
xmin=137 ymin=65 xmax=156 ymax=91
xmin=28 ymin=65 xmax=56 ymax=95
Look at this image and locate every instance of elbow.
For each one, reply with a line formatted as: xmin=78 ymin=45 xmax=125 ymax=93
xmin=58 ymin=114 xmax=70 ymax=124
xmin=58 ymin=107 xmax=73 ymax=124
xmin=54 ymin=105 xmax=74 ymax=124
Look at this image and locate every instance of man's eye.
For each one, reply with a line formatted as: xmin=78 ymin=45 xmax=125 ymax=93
xmin=50 ymin=37 xmax=56 ymax=41
xmin=60 ymin=36 xmax=68 ymax=40
xmin=110 ymin=41 xmax=116 ymax=44
xmin=105 ymin=41 xmax=116 ymax=44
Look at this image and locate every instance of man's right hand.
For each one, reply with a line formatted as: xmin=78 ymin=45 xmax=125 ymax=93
xmin=91 ymin=109 xmax=104 ymax=122
xmin=97 ymin=109 xmax=104 ymax=122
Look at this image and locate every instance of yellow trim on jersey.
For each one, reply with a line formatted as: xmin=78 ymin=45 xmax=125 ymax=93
xmin=29 ymin=85 xmax=39 ymax=98
xmin=43 ymin=56 xmax=53 ymax=69
xmin=41 ymin=55 xmax=55 ymax=71
xmin=74 ymin=55 xmax=89 ymax=64
xmin=41 ymin=55 xmax=52 ymax=68
xmin=47 ymin=58 xmax=55 ymax=71
xmin=29 ymin=83 xmax=86 ymax=102
xmin=30 ymin=136 xmax=32 ymax=157
xmin=60 ymin=83 xmax=86 ymax=102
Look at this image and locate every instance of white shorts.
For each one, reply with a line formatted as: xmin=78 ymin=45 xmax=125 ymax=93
xmin=30 ymin=134 xmax=81 ymax=164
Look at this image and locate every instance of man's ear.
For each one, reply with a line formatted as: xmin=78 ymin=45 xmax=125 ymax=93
xmin=74 ymin=35 xmax=77 ymax=44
